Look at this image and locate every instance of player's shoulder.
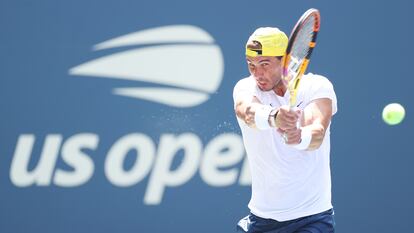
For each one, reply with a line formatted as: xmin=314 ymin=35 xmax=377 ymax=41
xmin=302 ymin=73 xmax=334 ymax=89
xmin=304 ymin=73 xmax=332 ymax=83
xmin=235 ymin=76 xmax=255 ymax=86
xmin=234 ymin=76 xmax=256 ymax=90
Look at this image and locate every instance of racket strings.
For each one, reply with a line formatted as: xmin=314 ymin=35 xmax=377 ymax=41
xmin=289 ymin=17 xmax=316 ymax=74
xmin=284 ymin=9 xmax=320 ymax=108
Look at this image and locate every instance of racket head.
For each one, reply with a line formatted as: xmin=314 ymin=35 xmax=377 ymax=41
xmin=283 ymin=8 xmax=321 ymax=107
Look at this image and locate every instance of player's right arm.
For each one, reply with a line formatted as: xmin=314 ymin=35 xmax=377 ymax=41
xmin=233 ymin=79 xmax=263 ymax=128
xmin=233 ymin=79 xmax=299 ymax=130
xmin=234 ymin=96 xmax=262 ymax=128
xmin=235 ymin=96 xmax=299 ymax=130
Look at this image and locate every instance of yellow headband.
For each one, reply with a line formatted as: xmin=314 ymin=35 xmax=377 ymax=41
xmin=246 ymin=28 xmax=288 ymax=57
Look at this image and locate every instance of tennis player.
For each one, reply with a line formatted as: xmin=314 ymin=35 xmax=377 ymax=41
xmin=234 ymin=27 xmax=337 ymax=232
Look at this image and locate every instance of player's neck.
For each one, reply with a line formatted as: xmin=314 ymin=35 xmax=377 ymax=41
xmin=273 ymin=81 xmax=287 ymax=97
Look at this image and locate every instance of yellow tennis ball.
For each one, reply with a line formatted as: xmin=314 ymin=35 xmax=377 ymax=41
xmin=382 ymin=103 xmax=405 ymax=125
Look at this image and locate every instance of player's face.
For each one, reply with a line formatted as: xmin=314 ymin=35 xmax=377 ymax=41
xmin=246 ymin=56 xmax=283 ymax=91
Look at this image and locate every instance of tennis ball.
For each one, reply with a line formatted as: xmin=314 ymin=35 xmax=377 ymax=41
xmin=382 ymin=103 xmax=405 ymax=125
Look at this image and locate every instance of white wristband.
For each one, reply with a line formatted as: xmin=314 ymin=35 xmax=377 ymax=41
xmin=254 ymin=105 xmax=273 ymax=130
xmin=293 ymin=128 xmax=312 ymax=150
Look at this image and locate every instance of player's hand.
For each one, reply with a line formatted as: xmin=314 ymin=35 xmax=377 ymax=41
xmin=279 ymin=127 xmax=302 ymax=144
xmin=275 ymin=105 xmax=301 ymax=131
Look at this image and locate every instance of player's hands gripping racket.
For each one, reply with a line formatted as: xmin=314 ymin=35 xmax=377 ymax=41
xmin=283 ymin=8 xmax=321 ymax=109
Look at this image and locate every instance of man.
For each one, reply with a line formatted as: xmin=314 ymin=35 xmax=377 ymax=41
xmin=234 ymin=27 xmax=337 ymax=232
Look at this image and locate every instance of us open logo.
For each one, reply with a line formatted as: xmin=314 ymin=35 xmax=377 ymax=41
xmin=9 ymin=25 xmax=249 ymax=206
xmin=69 ymin=25 xmax=224 ymax=107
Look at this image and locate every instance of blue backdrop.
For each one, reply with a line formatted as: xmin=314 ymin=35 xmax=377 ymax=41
xmin=0 ymin=1 xmax=412 ymax=233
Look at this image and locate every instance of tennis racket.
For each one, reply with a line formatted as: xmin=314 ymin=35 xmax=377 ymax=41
xmin=283 ymin=8 xmax=321 ymax=108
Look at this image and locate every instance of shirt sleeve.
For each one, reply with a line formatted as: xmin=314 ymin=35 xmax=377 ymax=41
xmin=233 ymin=78 xmax=256 ymax=110
xmin=307 ymin=75 xmax=338 ymax=115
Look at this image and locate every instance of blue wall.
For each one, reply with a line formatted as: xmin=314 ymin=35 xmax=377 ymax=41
xmin=0 ymin=1 xmax=412 ymax=232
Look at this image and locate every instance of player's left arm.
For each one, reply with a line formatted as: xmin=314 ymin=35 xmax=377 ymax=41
xmin=300 ymin=97 xmax=332 ymax=150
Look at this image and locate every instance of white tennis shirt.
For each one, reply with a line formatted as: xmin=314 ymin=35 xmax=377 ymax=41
xmin=233 ymin=73 xmax=337 ymax=221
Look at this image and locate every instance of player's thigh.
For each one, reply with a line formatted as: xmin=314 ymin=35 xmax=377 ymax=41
xmin=294 ymin=213 xmax=335 ymax=233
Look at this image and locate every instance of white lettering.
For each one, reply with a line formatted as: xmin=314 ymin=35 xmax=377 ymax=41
xmin=200 ymin=133 xmax=245 ymax=186
xmin=10 ymin=134 xmax=62 ymax=187
xmin=105 ymin=133 xmax=155 ymax=187
xmin=9 ymin=132 xmax=249 ymax=205
xmin=145 ymin=133 xmax=202 ymax=205
xmin=54 ymin=133 xmax=98 ymax=187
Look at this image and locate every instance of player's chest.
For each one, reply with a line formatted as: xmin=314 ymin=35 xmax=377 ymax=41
xmin=258 ymin=91 xmax=307 ymax=110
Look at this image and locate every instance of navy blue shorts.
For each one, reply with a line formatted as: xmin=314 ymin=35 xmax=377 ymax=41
xmin=237 ymin=209 xmax=335 ymax=233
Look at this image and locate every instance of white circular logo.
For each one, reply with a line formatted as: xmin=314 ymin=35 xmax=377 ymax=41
xmin=69 ymin=25 xmax=224 ymax=107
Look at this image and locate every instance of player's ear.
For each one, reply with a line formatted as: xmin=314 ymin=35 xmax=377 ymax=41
xmin=279 ymin=56 xmax=285 ymax=65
